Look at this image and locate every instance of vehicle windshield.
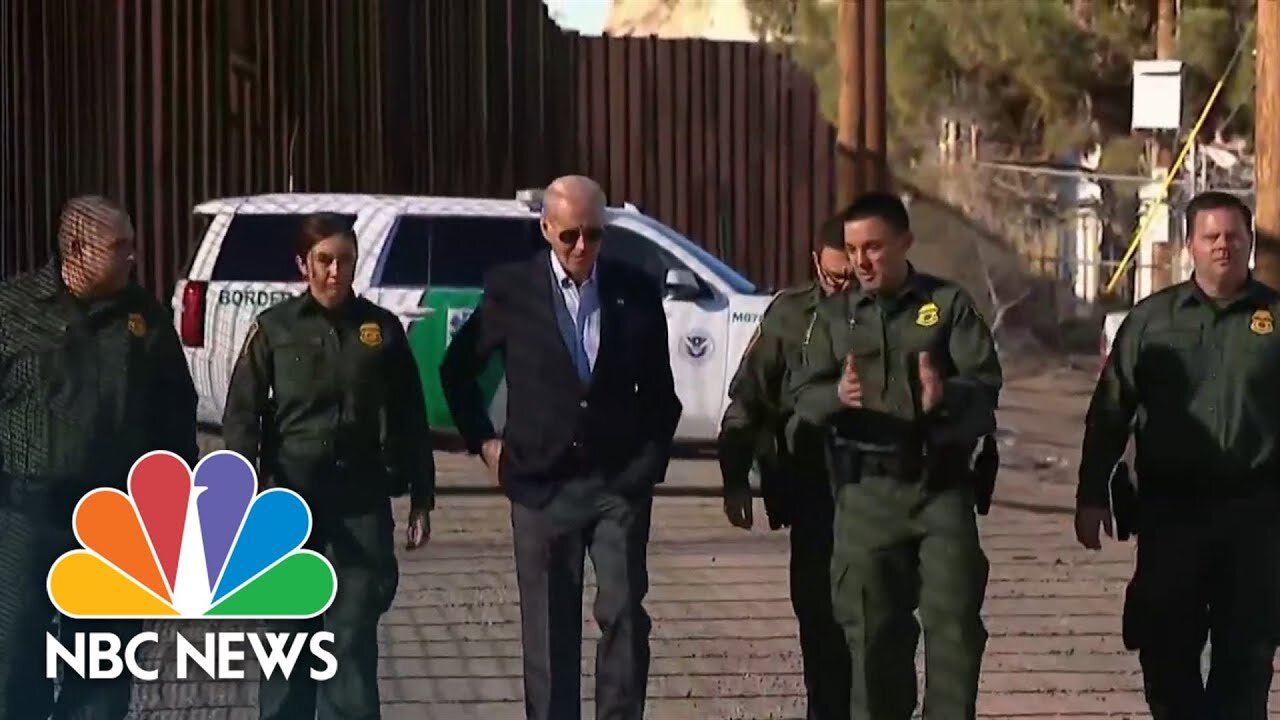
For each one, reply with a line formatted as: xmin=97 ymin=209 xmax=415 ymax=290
xmin=626 ymin=214 xmax=759 ymax=294
xmin=211 ymin=213 xmax=358 ymax=282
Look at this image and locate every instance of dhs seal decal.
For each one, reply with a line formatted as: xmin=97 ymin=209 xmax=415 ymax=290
xmin=681 ymin=329 xmax=714 ymax=364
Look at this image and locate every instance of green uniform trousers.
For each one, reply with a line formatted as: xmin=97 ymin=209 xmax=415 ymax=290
xmin=830 ymin=473 xmax=988 ymax=720
xmin=259 ymin=501 xmax=399 ymax=720
xmin=788 ymin=475 xmax=852 ymax=720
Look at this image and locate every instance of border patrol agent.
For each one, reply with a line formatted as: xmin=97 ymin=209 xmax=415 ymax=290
xmin=718 ymin=230 xmax=854 ymax=719
xmin=0 ymin=196 xmax=199 ymax=719
xmin=791 ymin=192 xmax=1002 ymax=720
xmin=223 ymin=213 xmax=434 ymax=720
xmin=1077 ymin=191 xmax=1280 ymax=720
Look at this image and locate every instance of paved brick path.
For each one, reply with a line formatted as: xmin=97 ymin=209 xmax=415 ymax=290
xmin=123 ymin=367 xmax=1279 ymax=718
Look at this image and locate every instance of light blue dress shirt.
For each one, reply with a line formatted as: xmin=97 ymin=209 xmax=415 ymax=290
xmin=548 ymin=251 xmax=600 ymax=382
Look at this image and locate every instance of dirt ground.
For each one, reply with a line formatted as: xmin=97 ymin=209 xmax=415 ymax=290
xmin=126 ymin=364 xmax=1280 ymax=719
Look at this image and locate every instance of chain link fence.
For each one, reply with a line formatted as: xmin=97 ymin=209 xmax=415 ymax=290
xmin=901 ymin=154 xmax=1255 ymax=367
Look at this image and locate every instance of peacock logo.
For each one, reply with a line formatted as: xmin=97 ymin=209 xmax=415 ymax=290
xmin=46 ymin=450 xmax=338 ymax=620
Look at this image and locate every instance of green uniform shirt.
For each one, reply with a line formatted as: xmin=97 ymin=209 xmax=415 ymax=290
xmin=0 ymin=258 xmax=198 ymax=506
xmin=223 ymin=293 xmax=435 ymax=510
xmin=790 ymin=270 xmax=1002 ymax=453
xmin=718 ymin=282 xmax=823 ymax=494
xmin=1078 ymin=278 xmax=1280 ymax=507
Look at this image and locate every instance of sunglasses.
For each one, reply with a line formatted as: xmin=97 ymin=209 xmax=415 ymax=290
xmin=812 ymin=252 xmax=850 ymax=285
xmin=555 ymin=226 xmax=605 ymax=246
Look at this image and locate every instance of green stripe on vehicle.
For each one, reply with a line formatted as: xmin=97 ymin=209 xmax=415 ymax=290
xmin=405 ymin=287 xmax=504 ymax=432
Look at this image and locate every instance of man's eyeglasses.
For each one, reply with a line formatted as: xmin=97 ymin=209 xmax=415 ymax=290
xmin=812 ymin=252 xmax=850 ymax=287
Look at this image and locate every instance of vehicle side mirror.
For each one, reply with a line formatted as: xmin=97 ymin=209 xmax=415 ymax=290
xmin=663 ymin=268 xmax=701 ymax=301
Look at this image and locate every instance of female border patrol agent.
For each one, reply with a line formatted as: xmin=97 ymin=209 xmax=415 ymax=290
xmin=790 ymin=192 xmax=1002 ymax=720
xmin=223 ymin=213 xmax=435 ymax=720
xmin=1077 ymin=191 xmax=1280 ymax=720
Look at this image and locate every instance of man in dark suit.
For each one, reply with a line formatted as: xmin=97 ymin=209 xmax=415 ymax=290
xmin=440 ymin=175 xmax=682 ymax=720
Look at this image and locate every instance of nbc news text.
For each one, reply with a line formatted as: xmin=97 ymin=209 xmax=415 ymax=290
xmin=46 ymin=630 xmax=337 ymax=681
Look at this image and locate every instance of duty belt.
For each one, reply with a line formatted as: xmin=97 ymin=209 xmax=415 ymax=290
xmin=859 ymin=452 xmax=924 ymax=480
xmin=0 ymin=473 xmax=93 ymax=522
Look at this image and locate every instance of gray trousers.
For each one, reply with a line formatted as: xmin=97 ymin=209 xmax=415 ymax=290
xmin=510 ymin=474 xmax=653 ymax=720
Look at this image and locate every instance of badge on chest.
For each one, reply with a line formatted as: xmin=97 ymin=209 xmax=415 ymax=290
xmin=915 ymin=302 xmax=940 ymax=328
xmin=127 ymin=313 xmax=147 ymax=338
xmin=358 ymin=322 xmax=383 ymax=347
xmin=1250 ymin=309 xmax=1273 ymax=336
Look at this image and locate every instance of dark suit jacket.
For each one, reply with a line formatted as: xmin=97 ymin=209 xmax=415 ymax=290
xmin=440 ymin=254 xmax=683 ymax=508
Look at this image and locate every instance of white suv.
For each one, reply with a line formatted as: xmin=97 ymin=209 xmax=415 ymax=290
xmin=170 ymin=191 xmax=777 ymax=444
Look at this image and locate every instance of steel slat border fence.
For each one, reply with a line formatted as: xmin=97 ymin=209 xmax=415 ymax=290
xmin=2 ymin=0 xmax=837 ymax=298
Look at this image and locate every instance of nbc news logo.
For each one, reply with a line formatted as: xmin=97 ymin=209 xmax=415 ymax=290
xmin=44 ymin=451 xmax=339 ymax=681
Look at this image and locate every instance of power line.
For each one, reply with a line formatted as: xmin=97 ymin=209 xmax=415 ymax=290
xmin=971 ymin=158 xmax=1244 ymax=187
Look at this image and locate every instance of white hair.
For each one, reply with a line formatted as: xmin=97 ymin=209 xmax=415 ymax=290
xmin=542 ymin=175 xmax=606 ymax=219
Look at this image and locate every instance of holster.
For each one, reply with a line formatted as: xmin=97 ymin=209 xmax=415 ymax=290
xmin=1110 ymin=461 xmax=1139 ymax=541
xmin=1121 ymin=578 xmax=1143 ymax=650
xmin=258 ymin=402 xmax=282 ymax=488
xmin=969 ymin=435 xmax=1000 ymax=515
xmin=0 ymin=473 xmax=95 ymax=525
xmin=824 ymin=430 xmax=863 ymax=493
xmin=756 ymin=451 xmax=791 ymax=530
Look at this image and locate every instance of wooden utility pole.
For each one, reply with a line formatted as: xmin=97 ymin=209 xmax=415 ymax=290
xmin=1255 ymin=0 xmax=1280 ymax=289
xmin=835 ymin=0 xmax=887 ymax=205
xmin=1154 ymin=0 xmax=1178 ymax=167
xmin=836 ymin=0 xmax=864 ymax=205
xmin=862 ymin=0 xmax=888 ymax=192
xmin=1148 ymin=0 xmax=1179 ymax=293
xmin=1156 ymin=0 xmax=1177 ymax=58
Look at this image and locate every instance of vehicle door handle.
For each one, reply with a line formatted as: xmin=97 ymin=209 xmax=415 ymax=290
xmin=397 ymin=307 xmax=434 ymax=319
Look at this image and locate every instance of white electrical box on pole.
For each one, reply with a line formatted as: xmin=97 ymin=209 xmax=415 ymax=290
xmin=1131 ymin=60 xmax=1185 ymax=132
xmin=1130 ymin=59 xmax=1188 ymax=295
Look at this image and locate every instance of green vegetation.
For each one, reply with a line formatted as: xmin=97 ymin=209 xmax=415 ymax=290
xmin=743 ymin=0 xmax=1256 ymax=172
